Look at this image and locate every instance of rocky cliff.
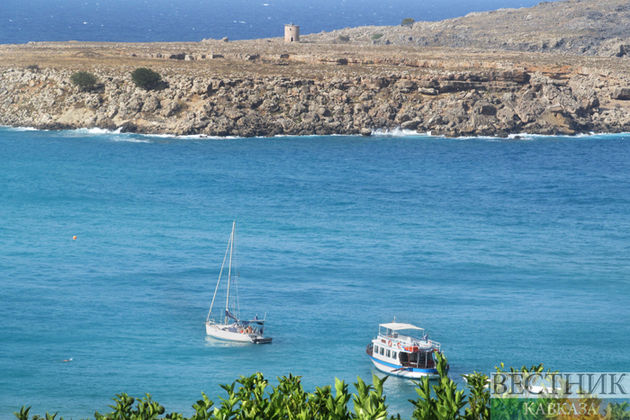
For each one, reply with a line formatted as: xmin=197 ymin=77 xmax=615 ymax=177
xmin=3 ymin=61 xmax=630 ymax=137
xmin=3 ymin=0 xmax=630 ymax=137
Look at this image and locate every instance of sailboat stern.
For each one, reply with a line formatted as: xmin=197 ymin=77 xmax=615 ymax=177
xmin=250 ymin=336 xmax=273 ymax=344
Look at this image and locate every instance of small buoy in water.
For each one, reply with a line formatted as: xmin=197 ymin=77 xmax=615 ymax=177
xmin=73 ymin=236 xmax=77 ymax=240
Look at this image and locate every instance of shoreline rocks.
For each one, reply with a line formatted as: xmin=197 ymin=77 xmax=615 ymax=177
xmin=2 ymin=65 xmax=630 ymax=138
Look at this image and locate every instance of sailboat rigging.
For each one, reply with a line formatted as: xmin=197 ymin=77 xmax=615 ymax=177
xmin=205 ymin=222 xmax=272 ymax=344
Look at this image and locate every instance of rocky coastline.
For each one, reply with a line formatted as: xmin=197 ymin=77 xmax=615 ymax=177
xmin=3 ymin=0 xmax=630 ymax=138
xmin=3 ymin=59 xmax=630 ymax=138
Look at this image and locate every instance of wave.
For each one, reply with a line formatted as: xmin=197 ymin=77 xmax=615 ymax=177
xmin=2 ymin=125 xmax=630 ymax=142
xmin=147 ymin=133 xmax=242 ymax=140
xmin=72 ymin=127 xmax=123 ymax=135
xmin=59 ymin=127 xmax=155 ymax=143
xmin=371 ymin=128 xmax=430 ymax=137
xmin=1 ymin=125 xmax=39 ymax=132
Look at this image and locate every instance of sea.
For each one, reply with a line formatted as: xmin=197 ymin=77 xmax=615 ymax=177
xmin=2 ymin=0 xmax=630 ymax=418
xmin=1 ymin=127 xmax=629 ymax=418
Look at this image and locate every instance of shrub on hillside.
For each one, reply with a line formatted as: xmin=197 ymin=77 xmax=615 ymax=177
xmin=371 ymin=33 xmax=384 ymax=40
xmin=70 ymin=71 xmax=98 ymax=91
xmin=131 ymin=68 xmax=162 ymax=90
xmin=338 ymin=35 xmax=350 ymax=42
xmin=401 ymin=17 xmax=415 ymax=26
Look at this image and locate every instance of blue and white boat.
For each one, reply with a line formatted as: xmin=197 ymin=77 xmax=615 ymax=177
xmin=366 ymin=322 xmax=444 ymax=379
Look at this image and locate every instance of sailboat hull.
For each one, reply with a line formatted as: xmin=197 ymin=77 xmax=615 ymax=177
xmin=205 ymin=322 xmax=271 ymax=344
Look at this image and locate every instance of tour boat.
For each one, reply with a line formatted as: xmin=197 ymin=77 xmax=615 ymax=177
xmin=205 ymin=222 xmax=272 ymax=344
xmin=366 ymin=322 xmax=445 ymax=378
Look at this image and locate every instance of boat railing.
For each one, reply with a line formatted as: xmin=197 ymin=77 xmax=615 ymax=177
xmin=376 ymin=333 xmax=441 ymax=353
xmin=380 ymin=333 xmax=414 ymax=344
xmin=382 ymin=334 xmax=440 ymax=351
xmin=428 ymin=340 xmax=441 ymax=351
xmin=406 ymin=339 xmax=440 ymax=352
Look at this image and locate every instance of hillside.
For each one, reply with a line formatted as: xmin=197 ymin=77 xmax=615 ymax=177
xmin=305 ymin=0 xmax=630 ymax=57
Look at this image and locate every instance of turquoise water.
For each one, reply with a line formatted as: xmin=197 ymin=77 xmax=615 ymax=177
xmin=1 ymin=128 xmax=629 ymax=418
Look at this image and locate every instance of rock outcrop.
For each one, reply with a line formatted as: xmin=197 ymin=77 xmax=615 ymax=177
xmin=2 ymin=63 xmax=630 ymax=137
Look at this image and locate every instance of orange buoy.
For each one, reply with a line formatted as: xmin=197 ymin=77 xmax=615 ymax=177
xmin=72 ymin=236 xmax=77 ymax=240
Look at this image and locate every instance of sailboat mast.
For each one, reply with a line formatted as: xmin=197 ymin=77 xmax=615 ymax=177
xmin=225 ymin=221 xmax=235 ymax=322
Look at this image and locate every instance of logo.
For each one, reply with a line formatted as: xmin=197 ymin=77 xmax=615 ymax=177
xmin=489 ymin=372 xmax=630 ymax=419
xmin=490 ymin=372 xmax=629 ymax=399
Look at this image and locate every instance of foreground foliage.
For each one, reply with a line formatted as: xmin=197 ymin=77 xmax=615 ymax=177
xmin=14 ymin=354 xmax=630 ymax=420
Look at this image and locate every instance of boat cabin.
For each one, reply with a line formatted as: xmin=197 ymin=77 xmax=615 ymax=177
xmin=368 ymin=342 xmax=436 ymax=368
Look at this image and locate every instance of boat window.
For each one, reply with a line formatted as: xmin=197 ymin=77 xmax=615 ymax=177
xmin=380 ymin=347 xmax=384 ymax=355
xmin=392 ymin=351 xmax=397 ymax=359
xmin=386 ymin=349 xmax=391 ymax=358
xmin=374 ymin=345 xmax=379 ymax=354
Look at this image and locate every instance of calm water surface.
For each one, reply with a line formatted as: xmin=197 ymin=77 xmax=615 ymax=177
xmin=1 ymin=128 xmax=629 ymax=418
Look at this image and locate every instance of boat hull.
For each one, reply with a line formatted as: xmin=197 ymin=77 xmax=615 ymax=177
xmin=368 ymin=355 xmax=440 ymax=379
xmin=205 ymin=322 xmax=271 ymax=344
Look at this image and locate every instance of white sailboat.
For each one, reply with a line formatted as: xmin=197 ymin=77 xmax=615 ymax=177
xmin=205 ymin=222 xmax=272 ymax=344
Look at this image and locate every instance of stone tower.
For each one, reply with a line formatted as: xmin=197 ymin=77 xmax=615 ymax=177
xmin=284 ymin=24 xmax=299 ymax=43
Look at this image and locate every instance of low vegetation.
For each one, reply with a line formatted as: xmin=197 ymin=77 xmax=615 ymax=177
xmin=13 ymin=353 xmax=630 ymax=420
xmin=131 ymin=67 xmax=162 ymax=90
xmin=401 ymin=18 xmax=415 ymax=26
xmin=338 ymin=35 xmax=350 ymax=42
xmin=371 ymin=34 xmax=384 ymax=40
xmin=70 ymin=71 xmax=98 ymax=91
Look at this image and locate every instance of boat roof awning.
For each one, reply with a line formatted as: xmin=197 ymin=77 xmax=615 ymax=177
xmin=379 ymin=322 xmax=424 ymax=331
